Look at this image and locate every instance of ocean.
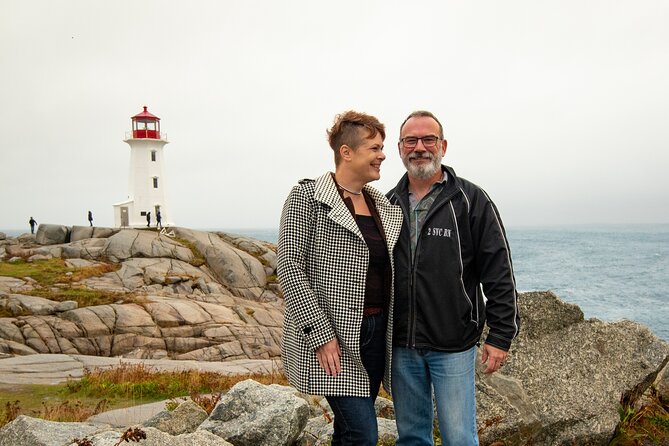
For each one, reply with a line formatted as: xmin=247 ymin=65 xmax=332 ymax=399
xmin=227 ymin=224 xmax=668 ymax=341
xmin=3 ymin=224 xmax=667 ymax=340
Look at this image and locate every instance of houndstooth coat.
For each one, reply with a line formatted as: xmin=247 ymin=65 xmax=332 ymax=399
xmin=277 ymin=172 xmax=403 ymax=397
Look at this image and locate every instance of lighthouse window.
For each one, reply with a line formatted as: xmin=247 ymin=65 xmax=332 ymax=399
xmin=151 ymin=151 xmax=156 ymax=161
xmin=153 ymin=177 xmax=159 ymax=188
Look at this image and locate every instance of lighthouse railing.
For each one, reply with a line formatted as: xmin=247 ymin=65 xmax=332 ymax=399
xmin=125 ymin=131 xmax=168 ymax=141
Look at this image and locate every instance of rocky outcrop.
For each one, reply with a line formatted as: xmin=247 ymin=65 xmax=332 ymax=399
xmin=0 ymin=227 xmax=280 ymax=302
xmin=475 ymin=291 xmax=669 ymax=445
xmin=0 ymin=416 xmax=233 ymax=446
xmin=2 ymin=227 xmax=668 ymax=445
xmin=35 ymin=224 xmax=70 ymax=245
xmin=0 ymin=379 xmax=394 ymax=446
xmin=69 ymin=225 xmax=119 ymax=242
xmin=199 ymin=379 xmax=309 ymax=445
xmin=100 ymin=230 xmax=193 ymax=263
xmin=0 ymin=226 xmax=282 ymax=362
xmin=176 ymin=228 xmax=269 ymax=300
xmin=0 ymin=294 xmax=282 ymax=360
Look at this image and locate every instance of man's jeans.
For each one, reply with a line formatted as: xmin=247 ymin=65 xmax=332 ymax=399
xmin=325 ymin=312 xmax=385 ymax=446
xmin=392 ymin=346 xmax=479 ymax=446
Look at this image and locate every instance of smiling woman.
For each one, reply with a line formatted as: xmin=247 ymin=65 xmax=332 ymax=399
xmin=277 ymin=110 xmax=403 ymax=446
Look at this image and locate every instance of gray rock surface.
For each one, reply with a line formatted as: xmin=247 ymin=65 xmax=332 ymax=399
xmin=176 ymin=228 xmax=267 ymax=300
xmin=73 ymin=426 xmax=234 ymax=446
xmin=69 ymin=225 xmax=119 ymax=242
xmin=199 ymin=379 xmax=310 ymax=446
xmin=0 ymin=417 xmax=234 ymax=446
xmin=143 ymin=400 xmax=209 ymax=435
xmin=101 ymin=229 xmax=193 ymax=263
xmin=35 ymin=224 xmax=70 ymax=245
xmin=0 ymin=415 xmax=99 ymax=446
xmin=475 ymin=291 xmax=669 ymax=445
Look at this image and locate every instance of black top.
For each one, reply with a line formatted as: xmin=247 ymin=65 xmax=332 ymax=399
xmin=355 ymin=214 xmax=390 ymax=310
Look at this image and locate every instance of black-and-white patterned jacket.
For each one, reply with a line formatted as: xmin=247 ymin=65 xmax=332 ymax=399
xmin=277 ymin=172 xmax=403 ymax=397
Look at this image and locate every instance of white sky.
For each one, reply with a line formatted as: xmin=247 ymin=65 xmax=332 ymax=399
xmin=1 ymin=0 xmax=668 ymax=231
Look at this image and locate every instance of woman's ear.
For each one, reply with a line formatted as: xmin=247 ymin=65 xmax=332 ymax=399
xmin=339 ymin=144 xmax=352 ymax=161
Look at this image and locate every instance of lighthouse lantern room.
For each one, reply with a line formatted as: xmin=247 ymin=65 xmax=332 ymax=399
xmin=113 ymin=106 xmax=173 ymax=228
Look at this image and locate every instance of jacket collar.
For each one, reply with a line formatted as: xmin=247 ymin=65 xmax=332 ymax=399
xmin=391 ymin=165 xmax=459 ymax=204
xmin=314 ymin=172 xmax=402 ymax=248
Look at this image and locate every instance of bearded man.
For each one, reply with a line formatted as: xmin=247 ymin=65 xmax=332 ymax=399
xmin=386 ymin=110 xmax=520 ymax=446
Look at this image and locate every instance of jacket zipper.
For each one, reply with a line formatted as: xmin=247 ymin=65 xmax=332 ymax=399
xmin=410 ymin=193 xmax=455 ymax=347
xmin=393 ymin=187 xmax=461 ymax=349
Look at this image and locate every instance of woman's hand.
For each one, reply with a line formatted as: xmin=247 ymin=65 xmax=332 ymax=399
xmin=316 ymin=338 xmax=342 ymax=376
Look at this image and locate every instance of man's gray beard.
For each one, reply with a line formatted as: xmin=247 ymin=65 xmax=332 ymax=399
xmin=402 ymin=152 xmax=443 ymax=180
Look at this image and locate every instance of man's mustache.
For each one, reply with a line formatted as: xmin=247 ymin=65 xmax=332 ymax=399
xmin=408 ymin=152 xmax=434 ymax=160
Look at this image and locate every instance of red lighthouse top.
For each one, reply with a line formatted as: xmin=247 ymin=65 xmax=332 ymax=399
xmin=131 ymin=106 xmax=161 ymax=139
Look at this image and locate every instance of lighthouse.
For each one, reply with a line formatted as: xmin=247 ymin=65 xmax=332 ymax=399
xmin=113 ymin=106 xmax=173 ymax=228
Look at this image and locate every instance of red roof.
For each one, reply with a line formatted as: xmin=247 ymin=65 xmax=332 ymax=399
xmin=131 ymin=106 xmax=160 ymax=121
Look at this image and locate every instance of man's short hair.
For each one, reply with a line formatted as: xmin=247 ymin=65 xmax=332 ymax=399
xmin=399 ymin=110 xmax=444 ymax=139
xmin=327 ymin=111 xmax=385 ymax=165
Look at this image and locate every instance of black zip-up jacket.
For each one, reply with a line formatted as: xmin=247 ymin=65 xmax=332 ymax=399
xmin=387 ymin=165 xmax=520 ymax=352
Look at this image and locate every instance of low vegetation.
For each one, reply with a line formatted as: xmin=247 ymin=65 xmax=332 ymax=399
xmin=611 ymin=391 xmax=669 ymax=445
xmin=0 ymin=363 xmax=288 ymax=428
xmin=172 ymin=237 xmax=206 ymax=267
xmin=0 ymin=258 xmax=139 ymax=313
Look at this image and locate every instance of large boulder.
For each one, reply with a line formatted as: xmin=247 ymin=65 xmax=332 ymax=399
xmin=81 ymin=426 xmax=233 ymax=446
xmin=0 ymin=294 xmax=77 ymax=316
xmin=35 ymin=224 xmax=70 ymax=245
xmin=101 ymin=229 xmax=193 ymax=263
xmin=199 ymin=379 xmax=310 ymax=446
xmin=176 ymin=228 xmax=267 ymax=300
xmin=70 ymin=225 xmax=119 ymax=242
xmin=475 ymin=291 xmax=669 ymax=445
xmin=0 ymin=416 xmax=233 ymax=446
xmin=144 ymin=400 xmax=209 ymax=435
xmin=0 ymin=415 xmax=99 ymax=446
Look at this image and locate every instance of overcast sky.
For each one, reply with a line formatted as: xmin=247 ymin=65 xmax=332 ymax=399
xmin=1 ymin=1 xmax=667 ymax=231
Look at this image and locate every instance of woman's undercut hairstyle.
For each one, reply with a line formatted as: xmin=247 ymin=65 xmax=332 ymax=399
xmin=399 ymin=110 xmax=444 ymax=139
xmin=327 ymin=110 xmax=385 ymax=165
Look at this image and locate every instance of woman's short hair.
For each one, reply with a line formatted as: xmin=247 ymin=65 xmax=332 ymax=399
xmin=327 ymin=111 xmax=385 ymax=165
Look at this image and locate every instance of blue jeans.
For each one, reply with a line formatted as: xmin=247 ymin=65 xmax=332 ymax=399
xmin=325 ymin=313 xmax=385 ymax=446
xmin=392 ymin=346 xmax=479 ymax=446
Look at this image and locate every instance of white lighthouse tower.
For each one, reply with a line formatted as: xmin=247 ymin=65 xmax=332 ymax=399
xmin=113 ymin=106 xmax=173 ymax=228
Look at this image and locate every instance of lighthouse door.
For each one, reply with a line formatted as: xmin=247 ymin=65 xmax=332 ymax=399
xmin=120 ymin=207 xmax=129 ymax=227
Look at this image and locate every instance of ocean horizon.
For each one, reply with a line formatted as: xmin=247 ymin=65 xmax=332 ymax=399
xmin=2 ymin=223 xmax=667 ymax=341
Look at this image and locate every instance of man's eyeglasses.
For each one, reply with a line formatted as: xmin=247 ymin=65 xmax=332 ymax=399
xmin=400 ymin=135 xmax=440 ymax=149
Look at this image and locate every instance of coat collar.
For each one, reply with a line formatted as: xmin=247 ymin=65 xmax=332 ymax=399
xmin=313 ymin=172 xmax=402 ymax=249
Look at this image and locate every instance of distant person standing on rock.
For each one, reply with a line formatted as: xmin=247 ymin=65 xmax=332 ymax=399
xmin=146 ymin=212 xmax=151 ymax=227
xmin=88 ymin=210 xmax=93 ymax=227
xmin=28 ymin=216 xmax=37 ymax=234
xmin=156 ymin=210 xmax=162 ymax=229
xmin=277 ymin=111 xmax=403 ymax=446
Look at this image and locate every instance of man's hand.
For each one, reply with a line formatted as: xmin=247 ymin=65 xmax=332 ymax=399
xmin=316 ymin=338 xmax=342 ymax=376
xmin=481 ymin=343 xmax=508 ymax=374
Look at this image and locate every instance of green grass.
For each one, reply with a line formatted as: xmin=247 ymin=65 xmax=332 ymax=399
xmin=0 ymin=258 xmax=138 ymax=311
xmin=0 ymin=258 xmax=74 ymax=286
